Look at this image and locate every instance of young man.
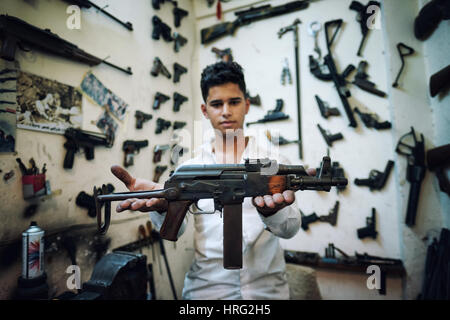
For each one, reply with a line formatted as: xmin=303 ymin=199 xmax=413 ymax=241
xmin=112 ymin=62 xmax=312 ymax=299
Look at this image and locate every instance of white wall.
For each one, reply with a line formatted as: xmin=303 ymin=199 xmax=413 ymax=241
xmin=191 ymin=0 xmax=448 ymax=300
xmin=0 ymin=0 xmax=195 ymax=299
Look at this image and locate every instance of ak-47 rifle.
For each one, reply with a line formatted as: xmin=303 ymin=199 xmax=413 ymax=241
xmin=95 ymin=156 xmax=348 ymax=269
xmin=0 ymin=15 xmax=132 ymax=75
xmin=200 ymin=1 xmax=311 ymax=44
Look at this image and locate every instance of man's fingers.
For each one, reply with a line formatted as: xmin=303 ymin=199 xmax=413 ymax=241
xmin=253 ymin=196 xmax=264 ymax=207
xmin=263 ymin=195 xmax=276 ymax=208
xmin=272 ymin=193 xmax=284 ymax=204
xmin=111 ymin=165 xmax=135 ymax=189
xmin=282 ymin=190 xmax=295 ymax=204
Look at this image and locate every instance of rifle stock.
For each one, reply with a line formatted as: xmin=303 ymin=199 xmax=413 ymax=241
xmin=160 ymin=200 xmax=194 ymax=241
xmin=201 ymin=22 xmax=238 ymax=44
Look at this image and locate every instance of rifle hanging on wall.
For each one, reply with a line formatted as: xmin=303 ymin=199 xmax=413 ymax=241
xmin=200 ymin=0 xmax=312 ymax=44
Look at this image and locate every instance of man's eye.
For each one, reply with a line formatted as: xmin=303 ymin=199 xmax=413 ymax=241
xmin=230 ymin=100 xmax=240 ymax=105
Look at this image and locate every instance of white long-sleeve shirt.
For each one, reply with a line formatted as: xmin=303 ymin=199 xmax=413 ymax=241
xmin=149 ymin=136 xmax=301 ymax=300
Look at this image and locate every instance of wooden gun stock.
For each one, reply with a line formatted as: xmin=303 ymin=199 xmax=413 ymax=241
xmin=159 ymin=200 xmax=193 ymax=241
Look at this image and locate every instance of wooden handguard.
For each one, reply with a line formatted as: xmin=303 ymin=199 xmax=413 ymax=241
xmin=159 ymin=200 xmax=193 ymax=241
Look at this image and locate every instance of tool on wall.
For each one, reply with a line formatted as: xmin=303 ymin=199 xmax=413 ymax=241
xmin=278 ymin=18 xmax=303 ymax=159
xmin=392 ymin=43 xmax=415 ymax=88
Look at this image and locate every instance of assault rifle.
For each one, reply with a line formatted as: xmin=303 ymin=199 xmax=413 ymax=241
xmin=0 ymin=15 xmax=132 ymax=75
xmin=200 ymin=0 xmax=311 ymax=44
xmin=95 ymin=156 xmax=348 ymax=269
xmin=285 ymin=243 xmax=406 ymax=295
xmin=396 ymin=127 xmax=426 ymax=226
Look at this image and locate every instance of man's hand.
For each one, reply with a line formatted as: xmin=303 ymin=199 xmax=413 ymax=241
xmin=252 ymin=167 xmax=316 ymax=217
xmin=111 ymin=165 xmax=168 ymax=213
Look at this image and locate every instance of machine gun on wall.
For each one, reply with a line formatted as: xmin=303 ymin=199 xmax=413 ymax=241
xmin=200 ymin=0 xmax=311 ymax=44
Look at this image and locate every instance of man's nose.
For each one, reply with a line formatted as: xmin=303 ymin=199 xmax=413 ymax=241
xmin=222 ymin=103 xmax=232 ymax=116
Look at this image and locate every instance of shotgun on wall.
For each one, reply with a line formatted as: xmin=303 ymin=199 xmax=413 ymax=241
xmin=200 ymin=0 xmax=312 ymax=44
xmin=0 ymin=14 xmax=132 ymax=75
xmin=94 ymin=156 xmax=348 ymax=270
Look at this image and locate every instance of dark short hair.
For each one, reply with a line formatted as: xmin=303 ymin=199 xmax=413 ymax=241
xmin=200 ymin=61 xmax=247 ymax=102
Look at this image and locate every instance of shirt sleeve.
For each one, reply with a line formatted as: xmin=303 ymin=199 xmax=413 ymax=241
xmin=258 ymin=201 xmax=301 ymax=239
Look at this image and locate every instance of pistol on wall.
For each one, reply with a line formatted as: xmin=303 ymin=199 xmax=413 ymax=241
xmin=173 ymin=32 xmax=187 ymax=52
xmin=246 ymin=91 xmax=261 ymax=106
xmin=317 ymin=124 xmax=343 ymax=147
xmin=351 ymin=61 xmax=387 ymax=97
xmin=354 ymin=160 xmax=394 ymax=191
xmin=354 ymin=107 xmax=391 ymax=130
xmin=315 ymin=95 xmax=340 ymax=119
xmin=151 ymin=57 xmax=171 ymax=79
xmin=155 ymin=118 xmax=171 ymax=134
xmin=122 ymin=140 xmax=149 ymax=167
xmin=357 ymin=208 xmax=378 ymax=239
xmin=173 ymin=92 xmax=188 ymax=112
xmin=300 ymin=201 xmax=340 ymax=231
xmin=153 ymin=144 xmax=170 ymax=163
xmin=211 ymin=47 xmax=233 ymax=63
xmin=173 ymin=63 xmax=187 ymax=83
xmin=135 ymin=111 xmax=153 ymax=129
xmin=152 ymin=15 xmax=173 ymax=42
xmin=153 ymin=165 xmax=168 ymax=183
xmin=246 ymin=99 xmax=289 ymax=126
xmin=153 ymin=92 xmax=170 ymax=110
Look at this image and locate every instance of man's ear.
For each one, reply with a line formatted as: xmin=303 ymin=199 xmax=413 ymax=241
xmin=245 ymin=98 xmax=250 ymax=115
xmin=201 ymin=104 xmax=209 ymax=119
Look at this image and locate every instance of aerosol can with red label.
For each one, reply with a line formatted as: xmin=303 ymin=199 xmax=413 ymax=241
xmin=16 ymin=221 xmax=48 ymax=299
xmin=22 ymin=221 xmax=45 ymax=279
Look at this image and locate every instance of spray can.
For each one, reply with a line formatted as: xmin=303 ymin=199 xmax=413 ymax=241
xmin=22 ymin=221 xmax=44 ymax=279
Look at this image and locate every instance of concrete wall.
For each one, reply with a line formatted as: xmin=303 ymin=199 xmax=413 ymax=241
xmin=0 ymin=0 xmax=448 ymax=300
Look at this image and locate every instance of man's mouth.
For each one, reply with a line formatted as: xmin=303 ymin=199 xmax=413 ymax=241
xmin=220 ymin=121 xmax=236 ymax=125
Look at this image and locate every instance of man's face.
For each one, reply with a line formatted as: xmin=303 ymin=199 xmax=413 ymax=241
xmin=201 ymin=82 xmax=250 ymax=135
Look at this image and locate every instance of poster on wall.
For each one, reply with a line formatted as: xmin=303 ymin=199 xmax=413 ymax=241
xmin=80 ymin=72 xmax=129 ymax=121
xmin=0 ymin=61 xmax=18 ymax=153
xmin=16 ymin=71 xmax=83 ymax=134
